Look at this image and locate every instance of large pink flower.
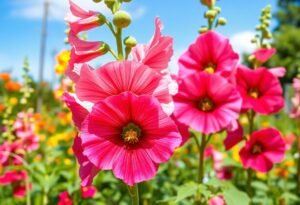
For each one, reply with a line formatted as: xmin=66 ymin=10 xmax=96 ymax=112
xmin=65 ymin=0 xmax=104 ymax=34
xmin=239 ymin=128 xmax=286 ymax=172
xmin=236 ymin=66 xmax=284 ymax=114
xmin=79 ymin=92 xmax=181 ymax=185
xmin=178 ymin=31 xmax=239 ymax=78
xmin=75 ymin=60 xmax=174 ymax=115
xmin=58 ymin=192 xmax=73 ymax=205
xmin=131 ymin=17 xmax=173 ymax=75
xmin=208 ymin=196 xmax=226 ymax=205
xmin=174 ymin=72 xmax=242 ymax=134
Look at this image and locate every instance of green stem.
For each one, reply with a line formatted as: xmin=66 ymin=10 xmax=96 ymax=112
xmin=116 ymin=28 xmax=124 ymax=60
xmin=109 ymin=48 xmax=119 ymax=60
xmin=127 ymin=184 xmax=139 ymax=205
xmin=246 ymin=169 xmax=253 ymax=198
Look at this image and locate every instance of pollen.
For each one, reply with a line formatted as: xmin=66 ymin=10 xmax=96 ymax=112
xmin=199 ymin=97 xmax=214 ymax=112
xmin=252 ymin=144 xmax=263 ymax=154
xmin=122 ymin=123 xmax=141 ymax=145
xmin=248 ymin=88 xmax=260 ymax=99
xmin=204 ymin=63 xmax=216 ymax=74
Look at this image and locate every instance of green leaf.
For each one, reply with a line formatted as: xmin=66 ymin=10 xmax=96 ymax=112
xmin=223 ymin=185 xmax=250 ymax=205
xmin=175 ymin=182 xmax=198 ymax=202
xmin=251 ymin=181 xmax=269 ymax=192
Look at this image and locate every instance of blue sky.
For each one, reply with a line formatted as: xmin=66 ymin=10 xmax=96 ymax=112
xmin=0 ymin=0 xmax=277 ymax=82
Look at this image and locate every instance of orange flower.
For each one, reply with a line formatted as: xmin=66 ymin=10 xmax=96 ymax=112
xmin=4 ymin=81 xmax=22 ymax=92
xmin=0 ymin=104 xmax=5 ymax=112
xmin=0 ymin=73 xmax=10 ymax=81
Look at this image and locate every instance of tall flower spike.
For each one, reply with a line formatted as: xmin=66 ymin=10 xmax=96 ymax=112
xmin=79 ymin=92 xmax=181 ymax=185
xmin=65 ymin=0 xmax=106 ymax=34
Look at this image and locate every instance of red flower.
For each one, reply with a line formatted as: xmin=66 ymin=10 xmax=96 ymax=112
xmin=178 ymin=31 xmax=239 ymax=79
xmin=239 ymin=128 xmax=286 ymax=172
xmin=58 ymin=192 xmax=73 ymax=205
xmin=81 ymin=186 xmax=97 ymax=198
xmin=236 ymin=66 xmax=284 ymax=115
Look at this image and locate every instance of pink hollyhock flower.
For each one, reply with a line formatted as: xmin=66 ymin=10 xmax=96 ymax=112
xmin=72 ymin=136 xmax=99 ymax=186
xmin=13 ymin=184 xmax=26 ymax=198
xmin=284 ymin=133 xmax=296 ymax=150
xmin=178 ymin=31 xmax=239 ymax=79
xmin=268 ymin=67 xmax=286 ymax=78
xmin=58 ymin=192 xmax=73 ymax=205
xmin=236 ymin=66 xmax=284 ymax=115
xmin=290 ymin=93 xmax=300 ymax=119
xmin=81 ymin=186 xmax=97 ymax=198
xmin=75 ymin=60 xmax=174 ymax=115
xmin=0 ymin=141 xmax=23 ymax=166
xmin=132 ymin=17 xmax=173 ymax=75
xmin=209 ymin=195 xmax=226 ymax=205
xmin=174 ymin=72 xmax=242 ymax=134
xmin=293 ymin=78 xmax=300 ymax=92
xmin=253 ymin=48 xmax=276 ymax=63
xmin=79 ymin=92 xmax=181 ymax=186
xmin=0 ymin=171 xmax=26 ymax=185
xmin=65 ymin=0 xmax=105 ymax=34
xmin=224 ymin=121 xmax=244 ymax=150
xmin=239 ymin=128 xmax=286 ymax=172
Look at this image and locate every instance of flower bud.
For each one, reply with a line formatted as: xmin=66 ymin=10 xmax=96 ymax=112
xmin=122 ymin=0 xmax=132 ymax=2
xmin=248 ymin=55 xmax=255 ymax=63
xmin=124 ymin=36 xmax=137 ymax=47
xmin=104 ymin=0 xmax=116 ymax=9
xmin=113 ymin=11 xmax=132 ymax=28
xmin=200 ymin=0 xmax=216 ymax=7
xmin=266 ymin=32 xmax=272 ymax=39
xmin=251 ymin=38 xmax=257 ymax=43
xmin=217 ymin=17 xmax=227 ymax=26
xmin=199 ymin=27 xmax=208 ymax=34
xmin=98 ymin=14 xmax=107 ymax=26
xmin=205 ymin=10 xmax=217 ymax=19
xmin=93 ymin=0 xmax=102 ymax=2
xmin=100 ymin=42 xmax=110 ymax=54
xmin=213 ymin=6 xmax=221 ymax=14
xmin=255 ymin=25 xmax=261 ymax=30
xmin=263 ymin=20 xmax=270 ymax=27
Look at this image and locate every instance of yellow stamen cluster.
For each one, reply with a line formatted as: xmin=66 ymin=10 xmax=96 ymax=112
xmin=199 ymin=98 xmax=214 ymax=112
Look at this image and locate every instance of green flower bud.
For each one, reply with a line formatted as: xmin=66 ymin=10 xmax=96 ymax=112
xmin=98 ymin=14 xmax=107 ymax=26
xmin=266 ymin=32 xmax=272 ymax=39
xmin=113 ymin=11 xmax=132 ymax=28
xmin=100 ymin=42 xmax=110 ymax=54
xmin=248 ymin=55 xmax=255 ymax=62
xmin=251 ymin=38 xmax=257 ymax=43
xmin=205 ymin=10 xmax=217 ymax=19
xmin=124 ymin=36 xmax=137 ymax=47
xmin=263 ymin=20 xmax=270 ymax=26
xmin=255 ymin=25 xmax=261 ymax=30
xmin=104 ymin=0 xmax=116 ymax=9
xmin=213 ymin=7 xmax=221 ymax=14
xmin=93 ymin=0 xmax=102 ymax=2
xmin=199 ymin=27 xmax=208 ymax=34
xmin=122 ymin=0 xmax=132 ymax=2
xmin=217 ymin=17 xmax=227 ymax=26
xmin=265 ymin=14 xmax=272 ymax=19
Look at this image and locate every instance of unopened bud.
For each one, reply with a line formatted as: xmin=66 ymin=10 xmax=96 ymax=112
xmin=200 ymin=0 xmax=216 ymax=7
xmin=251 ymin=38 xmax=257 ymax=43
xmin=100 ymin=42 xmax=110 ymax=54
xmin=248 ymin=55 xmax=255 ymax=62
xmin=263 ymin=20 xmax=270 ymax=27
xmin=113 ymin=11 xmax=132 ymax=28
xmin=124 ymin=36 xmax=137 ymax=47
xmin=205 ymin=10 xmax=217 ymax=19
xmin=98 ymin=14 xmax=107 ymax=26
xmin=255 ymin=25 xmax=261 ymax=30
xmin=104 ymin=0 xmax=116 ymax=9
xmin=199 ymin=27 xmax=208 ymax=34
xmin=213 ymin=7 xmax=221 ymax=14
xmin=122 ymin=0 xmax=132 ymax=2
xmin=217 ymin=17 xmax=227 ymax=26
xmin=93 ymin=0 xmax=102 ymax=2
xmin=266 ymin=32 xmax=272 ymax=39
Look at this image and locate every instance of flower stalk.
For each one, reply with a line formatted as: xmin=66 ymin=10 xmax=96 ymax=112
xmin=127 ymin=184 xmax=139 ymax=205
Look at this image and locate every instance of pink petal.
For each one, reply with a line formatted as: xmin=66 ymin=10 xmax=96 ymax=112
xmin=253 ymin=48 xmax=276 ymax=63
xmin=224 ymin=121 xmax=244 ymax=150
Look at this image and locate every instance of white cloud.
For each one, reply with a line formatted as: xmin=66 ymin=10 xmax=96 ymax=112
xmin=230 ymin=31 xmax=256 ymax=56
xmin=10 ymin=0 xmax=146 ymax=21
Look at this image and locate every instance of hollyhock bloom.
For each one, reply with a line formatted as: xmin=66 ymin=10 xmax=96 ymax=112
xmin=13 ymin=184 xmax=26 ymax=198
xmin=236 ymin=66 xmax=284 ymax=115
xmin=0 ymin=171 xmax=26 ymax=185
xmin=75 ymin=60 xmax=174 ymax=115
xmin=174 ymin=72 xmax=242 ymax=134
xmin=239 ymin=128 xmax=286 ymax=172
xmin=268 ymin=67 xmax=286 ymax=78
xmin=81 ymin=186 xmax=97 ymax=198
xmin=208 ymin=196 xmax=226 ymax=205
xmin=224 ymin=121 xmax=244 ymax=150
xmin=253 ymin=48 xmax=276 ymax=63
xmin=65 ymin=0 xmax=105 ymax=34
xmin=293 ymin=78 xmax=300 ymax=92
xmin=79 ymin=92 xmax=181 ymax=185
xmin=0 ymin=142 xmax=23 ymax=166
xmin=290 ymin=93 xmax=300 ymax=119
xmin=178 ymin=31 xmax=239 ymax=78
xmin=131 ymin=17 xmax=173 ymax=75
xmin=58 ymin=192 xmax=73 ymax=205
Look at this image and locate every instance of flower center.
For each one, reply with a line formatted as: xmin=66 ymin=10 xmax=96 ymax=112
xmin=199 ymin=97 xmax=214 ymax=112
xmin=122 ymin=123 xmax=141 ymax=145
xmin=252 ymin=143 xmax=263 ymax=155
xmin=248 ymin=88 xmax=260 ymax=99
xmin=204 ymin=63 xmax=216 ymax=74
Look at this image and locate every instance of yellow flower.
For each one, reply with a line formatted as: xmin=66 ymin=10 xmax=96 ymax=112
xmin=64 ymin=159 xmax=72 ymax=166
xmin=68 ymin=147 xmax=73 ymax=156
xmin=256 ymin=172 xmax=267 ymax=180
xmin=261 ymin=121 xmax=270 ymax=128
xmin=9 ymin=97 xmax=18 ymax=105
xmin=232 ymin=146 xmax=241 ymax=163
xmin=240 ymin=115 xmax=248 ymax=125
xmin=55 ymin=50 xmax=70 ymax=75
xmin=284 ymin=160 xmax=294 ymax=167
